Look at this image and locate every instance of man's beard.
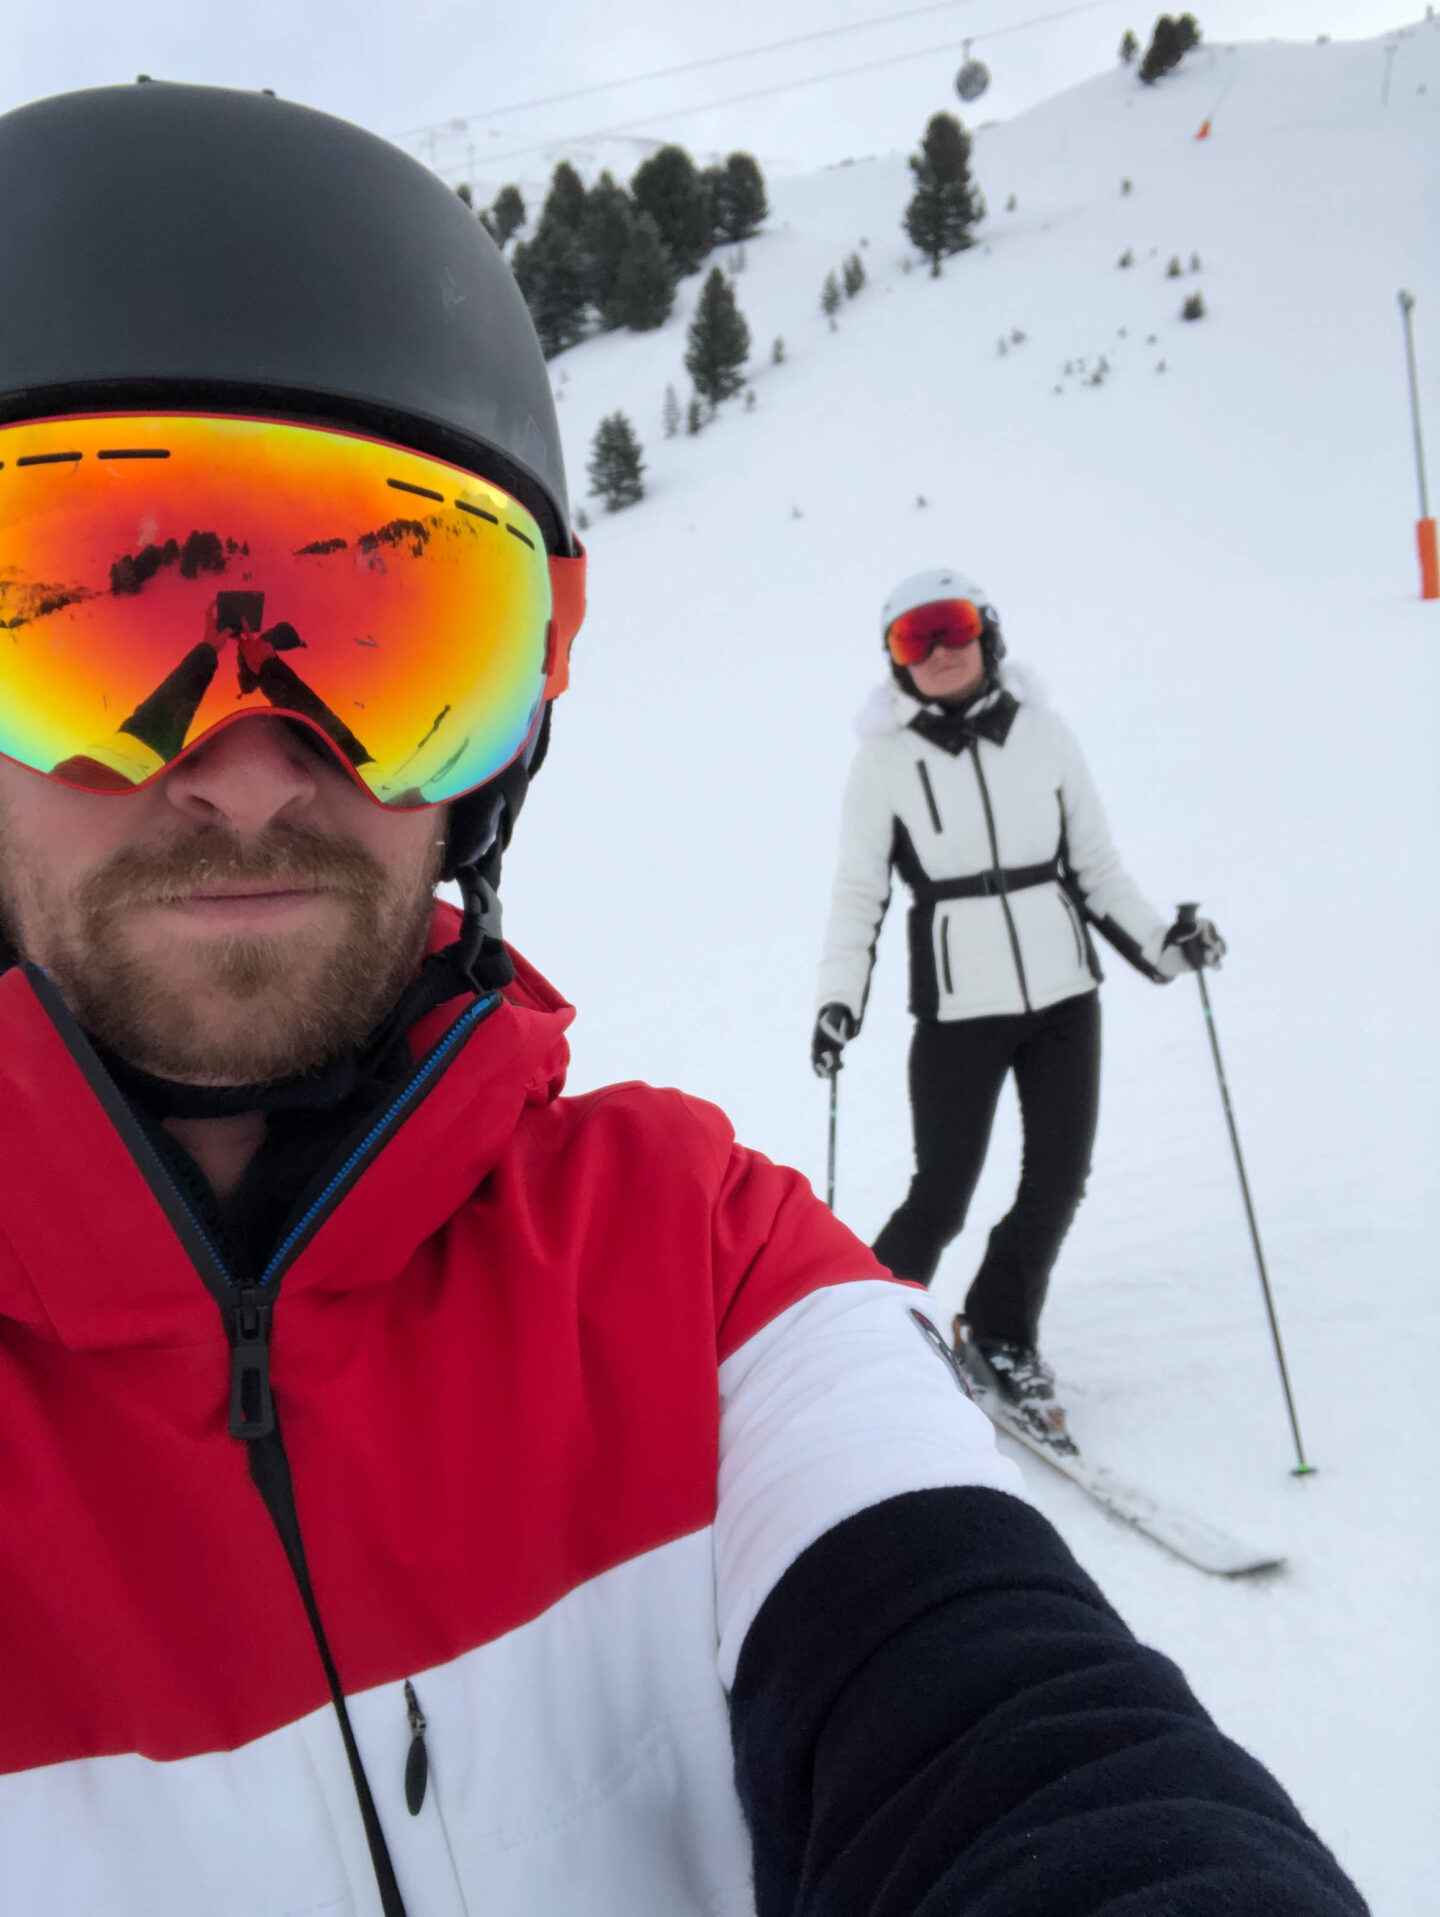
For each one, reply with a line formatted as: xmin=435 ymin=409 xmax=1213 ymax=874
xmin=2 ymin=822 xmax=442 ymax=1085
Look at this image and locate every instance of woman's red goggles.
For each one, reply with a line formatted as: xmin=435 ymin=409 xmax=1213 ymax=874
xmin=885 ymin=598 xmax=985 ymax=667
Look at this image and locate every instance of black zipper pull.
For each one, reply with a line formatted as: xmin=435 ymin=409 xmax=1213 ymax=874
xmin=229 ymin=1286 xmax=275 ymax=1440
xmin=403 ymin=1680 xmax=429 ymax=1815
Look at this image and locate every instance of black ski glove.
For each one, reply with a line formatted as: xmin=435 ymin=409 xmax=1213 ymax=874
xmin=811 ymin=1003 xmax=857 ymax=1077
xmin=1161 ymin=914 xmax=1226 ymax=975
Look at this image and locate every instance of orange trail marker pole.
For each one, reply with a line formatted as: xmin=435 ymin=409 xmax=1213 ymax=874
xmin=1398 ymin=290 xmax=1438 ymax=599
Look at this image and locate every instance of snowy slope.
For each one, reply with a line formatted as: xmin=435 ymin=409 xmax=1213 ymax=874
xmin=497 ymin=25 xmax=1440 ymax=1912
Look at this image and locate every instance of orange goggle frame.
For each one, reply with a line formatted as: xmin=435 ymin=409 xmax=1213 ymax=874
xmin=0 ymin=412 xmax=586 ymax=807
xmin=885 ymin=598 xmax=984 ymax=667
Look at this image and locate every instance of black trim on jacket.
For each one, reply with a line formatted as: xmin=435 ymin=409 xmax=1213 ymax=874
xmin=730 ymin=1488 xmax=1368 ymax=1917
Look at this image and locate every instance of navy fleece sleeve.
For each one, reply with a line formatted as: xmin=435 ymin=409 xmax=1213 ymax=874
xmin=729 ymin=1488 xmax=1367 ymax=1917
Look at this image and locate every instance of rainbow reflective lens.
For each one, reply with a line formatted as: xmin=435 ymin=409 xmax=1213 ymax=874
xmin=0 ymin=413 xmax=583 ymax=807
xmin=885 ymin=598 xmax=985 ymax=667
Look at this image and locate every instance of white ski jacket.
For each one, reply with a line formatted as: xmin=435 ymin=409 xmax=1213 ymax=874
xmin=817 ymin=682 xmax=1174 ymax=1024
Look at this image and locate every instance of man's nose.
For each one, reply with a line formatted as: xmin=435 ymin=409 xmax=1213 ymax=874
xmin=159 ymin=715 xmax=328 ymax=837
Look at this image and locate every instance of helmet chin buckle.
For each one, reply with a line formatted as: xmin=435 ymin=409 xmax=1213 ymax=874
xmin=455 ymin=865 xmax=514 ymax=993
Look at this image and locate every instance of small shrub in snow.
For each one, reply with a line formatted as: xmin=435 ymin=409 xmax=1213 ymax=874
xmin=1005 ymin=193 xmax=1017 ymax=211
xmin=771 ymin=335 xmax=786 ymax=365
xmin=1190 ymin=251 xmax=1203 ymax=272
xmin=575 ymin=506 xmax=590 ymax=531
xmin=588 ymin=412 xmax=645 ymax=512
xmin=1118 ymin=248 xmax=1134 ymax=268
xmin=744 ymin=389 xmax=756 ymax=411
xmin=1166 ymin=255 xmax=1183 ymax=277
xmin=1011 ymin=328 xmax=1027 ymax=344
xmin=997 ymin=337 xmax=1008 ymax=356
xmin=686 ymin=396 xmax=705 ymax=436
xmin=916 ymin=494 xmax=928 ymax=508
xmin=1119 ymin=28 xmax=1139 ymax=63
xmin=1121 ymin=177 xmax=1133 ymax=195
xmin=821 ymin=272 xmax=842 ymax=326
xmin=662 ymin=384 xmax=681 ymax=438
xmin=1181 ymin=291 xmax=1206 ymax=320
xmin=842 ymin=252 xmax=866 ymax=297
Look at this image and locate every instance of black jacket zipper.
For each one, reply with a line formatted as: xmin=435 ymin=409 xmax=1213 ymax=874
xmin=967 ymin=743 xmax=1033 ymax=1012
xmin=26 ymin=966 xmax=500 ymax=1917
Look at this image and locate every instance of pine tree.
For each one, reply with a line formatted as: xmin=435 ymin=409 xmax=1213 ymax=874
xmin=842 ymin=252 xmax=866 ymax=297
xmin=631 ymin=145 xmax=712 ymax=276
xmin=1119 ymin=28 xmax=1139 ymax=62
xmin=686 ymin=395 xmax=704 ymax=436
xmin=510 ymin=221 xmax=590 ymax=359
xmin=488 ymin=185 xmax=526 ymax=248
xmin=903 ymin=112 xmax=985 ymax=277
xmin=662 ymin=384 xmax=681 ymax=437
xmin=583 ymin=172 xmax=634 ymax=328
xmin=588 ymin=412 xmax=645 ymax=511
xmin=712 ymin=153 xmax=769 ymax=242
xmin=609 ymin=212 xmax=675 ymax=331
xmin=541 ymin=160 xmax=587 ymax=233
xmin=684 ymin=265 xmax=751 ymax=408
xmin=771 ymin=335 xmax=786 ymax=365
xmin=820 ymin=273 xmax=842 ymax=326
xmin=456 ymin=182 xmax=473 ymax=208
xmin=1140 ymin=15 xmax=1200 ymax=83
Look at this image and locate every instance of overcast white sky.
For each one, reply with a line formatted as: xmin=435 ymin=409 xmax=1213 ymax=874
xmin=4 ymin=0 xmax=1425 ymax=187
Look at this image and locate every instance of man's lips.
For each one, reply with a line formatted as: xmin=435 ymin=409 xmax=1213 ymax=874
xmin=144 ymin=883 xmax=339 ymax=921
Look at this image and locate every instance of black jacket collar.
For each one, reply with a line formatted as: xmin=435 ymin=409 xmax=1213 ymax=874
xmin=907 ymin=689 xmax=1020 ymax=756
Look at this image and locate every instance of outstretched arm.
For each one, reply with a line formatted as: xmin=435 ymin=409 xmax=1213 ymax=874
xmin=730 ymin=1486 xmax=1366 ymax=1916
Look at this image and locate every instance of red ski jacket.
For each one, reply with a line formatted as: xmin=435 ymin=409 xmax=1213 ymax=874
xmin=0 ymin=907 xmax=1024 ymax=1914
xmin=0 ymin=907 xmax=1368 ymax=1916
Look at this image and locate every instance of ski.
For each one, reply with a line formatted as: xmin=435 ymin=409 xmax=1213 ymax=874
xmin=971 ymin=1384 xmax=1286 ymax=1578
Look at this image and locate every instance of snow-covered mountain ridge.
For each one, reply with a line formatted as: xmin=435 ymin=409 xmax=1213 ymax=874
xmin=498 ymin=26 xmax=1440 ymax=1912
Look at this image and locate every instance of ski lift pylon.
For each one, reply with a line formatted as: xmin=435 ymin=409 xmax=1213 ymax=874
xmin=955 ymin=40 xmax=990 ymax=104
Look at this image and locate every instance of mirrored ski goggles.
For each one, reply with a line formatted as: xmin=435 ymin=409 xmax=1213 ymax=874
xmin=884 ymin=598 xmax=985 ymax=667
xmin=0 ymin=412 xmax=586 ymax=807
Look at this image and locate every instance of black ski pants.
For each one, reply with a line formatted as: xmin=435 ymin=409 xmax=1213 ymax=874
xmin=871 ymin=988 xmax=1101 ymax=1348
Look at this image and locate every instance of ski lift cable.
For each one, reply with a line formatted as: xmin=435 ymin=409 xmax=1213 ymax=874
xmin=395 ymin=0 xmax=986 ymax=140
xmin=399 ymin=0 xmax=1113 ymax=156
xmin=424 ymin=0 xmax=1116 ymax=181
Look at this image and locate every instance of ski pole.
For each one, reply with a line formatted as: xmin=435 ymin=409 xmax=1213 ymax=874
xmin=825 ymin=1063 xmax=839 ymax=1211
xmin=1176 ymin=904 xmax=1315 ymax=1476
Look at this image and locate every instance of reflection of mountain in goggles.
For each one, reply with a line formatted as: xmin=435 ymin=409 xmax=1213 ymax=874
xmin=885 ymin=598 xmax=985 ymax=666
xmin=0 ymin=413 xmax=586 ymax=807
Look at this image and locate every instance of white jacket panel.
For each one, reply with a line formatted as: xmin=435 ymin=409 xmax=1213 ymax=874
xmin=816 ymin=688 xmax=1170 ymax=1023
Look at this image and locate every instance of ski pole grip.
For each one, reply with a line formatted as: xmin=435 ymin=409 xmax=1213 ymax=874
xmin=1176 ymin=901 xmax=1200 ymax=933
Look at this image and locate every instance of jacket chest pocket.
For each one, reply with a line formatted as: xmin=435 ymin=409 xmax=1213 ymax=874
xmin=915 ymin=761 xmax=943 ymax=833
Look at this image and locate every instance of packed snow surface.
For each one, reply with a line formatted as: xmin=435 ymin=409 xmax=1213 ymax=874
xmin=500 ymin=24 xmax=1440 ymax=1912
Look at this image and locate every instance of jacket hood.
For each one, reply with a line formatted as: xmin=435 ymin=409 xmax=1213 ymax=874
xmin=0 ymin=903 xmax=575 ymax=1352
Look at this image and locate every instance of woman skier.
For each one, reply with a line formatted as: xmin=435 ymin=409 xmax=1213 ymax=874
xmin=812 ymin=568 xmax=1223 ymax=1434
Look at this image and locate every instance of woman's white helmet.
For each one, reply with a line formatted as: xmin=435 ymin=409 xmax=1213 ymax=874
xmin=881 ymin=567 xmax=1005 ymax=677
xmin=880 ymin=568 xmax=993 ymax=635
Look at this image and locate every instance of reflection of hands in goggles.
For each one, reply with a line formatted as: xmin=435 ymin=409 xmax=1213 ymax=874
xmin=61 ymin=593 xmax=378 ymax=793
xmin=0 ymin=412 xmax=586 ymax=807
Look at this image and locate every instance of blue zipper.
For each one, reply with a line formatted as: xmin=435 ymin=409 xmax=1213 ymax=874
xmin=258 ymin=991 xmax=499 ymax=1287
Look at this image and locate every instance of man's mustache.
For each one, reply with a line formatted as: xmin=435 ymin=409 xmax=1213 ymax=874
xmin=78 ymin=823 xmax=386 ymax=914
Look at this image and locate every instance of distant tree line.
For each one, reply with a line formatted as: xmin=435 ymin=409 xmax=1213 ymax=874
xmin=467 ymin=147 xmax=768 ymax=358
